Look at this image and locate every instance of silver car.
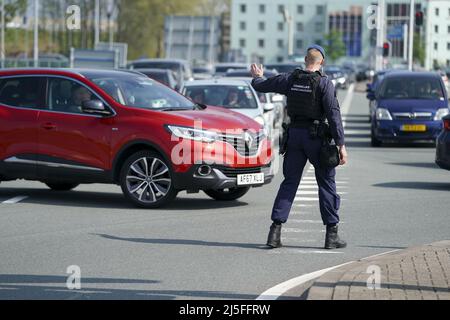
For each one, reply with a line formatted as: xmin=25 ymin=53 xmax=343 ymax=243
xmin=181 ymin=78 xmax=276 ymax=140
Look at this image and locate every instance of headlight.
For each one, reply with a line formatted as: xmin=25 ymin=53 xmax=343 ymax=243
xmin=434 ymin=108 xmax=450 ymax=121
xmin=338 ymin=77 xmax=346 ymax=84
xmin=254 ymin=116 xmax=265 ymax=127
xmin=167 ymin=125 xmax=219 ymax=143
xmin=376 ymin=108 xmax=393 ymax=121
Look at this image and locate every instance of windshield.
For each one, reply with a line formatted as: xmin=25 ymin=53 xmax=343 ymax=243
xmin=84 ymin=73 xmax=194 ymax=110
xmin=185 ymin=85 xmax=258 ymax=109
xmin=142 ymin=72 xmax=169 ymax=86
xmin=379 ymin=77 xmax=445 ymax=100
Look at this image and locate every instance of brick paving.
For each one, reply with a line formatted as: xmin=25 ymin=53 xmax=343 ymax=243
xmin=304 ymin=241 xmax=450 ymax=300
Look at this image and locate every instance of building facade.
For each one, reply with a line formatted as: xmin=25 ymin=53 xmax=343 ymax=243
xmin=231 ymin=0 xmax=450 ymax=69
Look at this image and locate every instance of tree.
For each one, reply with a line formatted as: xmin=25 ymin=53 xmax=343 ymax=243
xmin=323 ymin=31 xmax=346 ymax=63
xmin=116 ymin=0 xmax=202 ymax=60
xmin=413 ymin=33 xmax=425 ymax=67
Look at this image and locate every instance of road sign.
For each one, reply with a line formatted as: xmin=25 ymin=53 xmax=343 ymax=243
xmin=387 ymin=25 xmax=404 ymax=39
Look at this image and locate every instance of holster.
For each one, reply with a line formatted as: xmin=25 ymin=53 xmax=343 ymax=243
xmin=316 ymin=123 xmax=340 ymax=169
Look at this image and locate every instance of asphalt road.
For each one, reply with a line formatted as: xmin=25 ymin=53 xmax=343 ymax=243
xmin=1 ymin=87 xmax=449 ymax=300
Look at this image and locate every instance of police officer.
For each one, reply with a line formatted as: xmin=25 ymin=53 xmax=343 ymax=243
xmin=250 ymin=45 xmax=348 ymax=250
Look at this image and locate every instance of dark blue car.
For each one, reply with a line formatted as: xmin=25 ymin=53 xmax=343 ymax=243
xmin=436 ymin=115 xmax=450 ymax=170
xmin=368 ymin=72 xmax=449 ymax=147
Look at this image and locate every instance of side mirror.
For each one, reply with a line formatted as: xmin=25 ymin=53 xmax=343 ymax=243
xmin=264 ymin=103 xmax=275 ymax=112
xmin=272 ymin=94 xmax=284 ymax=103
xmin=82 ymin=100 xmax=111 ymax=116
xmin=367 ymin=92 xmax=376 ymax=101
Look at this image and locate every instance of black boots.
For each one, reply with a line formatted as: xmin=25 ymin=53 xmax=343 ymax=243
xmin=325 ymin=225 xmax=347 ymax=250
xmin=267 ymin=223 xmax=283 ymax=248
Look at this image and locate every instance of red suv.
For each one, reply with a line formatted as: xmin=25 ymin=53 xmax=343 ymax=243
xmin=0 ymin=69 xmax=273 ymax=208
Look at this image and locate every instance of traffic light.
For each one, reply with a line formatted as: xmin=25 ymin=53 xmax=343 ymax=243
xmin=383 ymin=42 xmax=390 ymax=57
xmin=415 ymin=11 xmax=424 ymax=26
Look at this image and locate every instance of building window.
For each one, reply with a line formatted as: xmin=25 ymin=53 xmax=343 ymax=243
xmin=240 ymin=21 xmax=246 ymax=31
xmin=259 ymin=22 xmax=265 ymax=31
xmin=435 ymin=25 xmax=439 ymax=33
xmin=317 ymin=5 xmax=325 ymax=15
xmin=315 ymin=22 xmax=324 ymax=33
xmin=434 ymin=42 xmax=438 ymax=50
xmin=297 ymin=5 xmax=304 ymax=14
xmin=435 ymin=8 xmax=439 ymax=16
xmin=240 ymin=4 xmax=246 ymax=13
xmin=258 ymin=39 xmax=265 ymax=48
xmin=447 ymin=59 xmax=450 ymax=67
xmin=259 ymin=4 xmax=265 ymax=14
xmin=278 ymin=5 xmax=285 ymax=14
xmin=447 ymin=42 xmax=450 ymax=50
xmin=448 ymin=25 xmax=450 ymax=33
xmin=278 ymin=22 xmax=284 ymax=31
xmin=297 ymin=22 xmax=304 ymax=32
xmin=296 ymin=39 xmax=303 ymax=49
xmin=278 ymin=39 xmax=284 ymax=48
xmin=240 ymin=39 xmax=246 ymax=48
xmin=277 ymin=56 xmax=283 ymax=63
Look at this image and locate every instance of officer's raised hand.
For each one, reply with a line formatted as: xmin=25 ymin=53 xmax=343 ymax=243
xmin=251 ymin=64 xmax=264 ymax=78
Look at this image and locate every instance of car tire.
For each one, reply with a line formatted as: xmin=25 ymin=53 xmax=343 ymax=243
xmin=120 ymin=150 xmax=177 ymax=208
xmin=45 ymin=182 xmax=79 ymax=191
xmin=204 ymin=187 xmax=251 ymax=201
xmin=371 ymin=132 xmax=382 ymax=147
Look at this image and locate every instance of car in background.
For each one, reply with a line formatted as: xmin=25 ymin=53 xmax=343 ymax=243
xmin=223 ymin=71 xmax=285 ymax=132
xmin=341 ymin=65 xmax=357 ymax=84
xmin=213 ymin=63 xmax=247 ymax=77
xmin=265 ymin=63 xmax=304 ymax=74
xmin=325 ymin=66 xmax=348 ymax=89
xmin=436 ymin=114 xmax=450 ymax=170
xmin=367 ymin=69 xmax=396 ymax=122
xmin=128 ymin=59 xmax=193 ymax=89
xmin=438 ymin=70 xmax=449 ymax=93
xmin=368 ymin=71 xmax=449 ymax=147
xmin=193 ymin=66 xmax=213 ymax=80
xmin=135 ymin=68 xmax=178 ymax=90
xmin=224 ymin=69 xmax=278 ymax=79
xmin=182 ymin=78 xmax=277 ymax=141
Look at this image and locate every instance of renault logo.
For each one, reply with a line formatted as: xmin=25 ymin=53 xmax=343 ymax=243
xmin=244 ymin=132 xmax=255 ymax=149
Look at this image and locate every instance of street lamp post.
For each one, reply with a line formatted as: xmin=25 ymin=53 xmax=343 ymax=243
xmin=34 ymin=0 xmax=39 ymax=68
xmin=408 ymin=0 xmax=415 ymax=71
xmin=1 ymin=0 xmax=5 ymax=69
xmin=283 ymin=8 xmax=294 ymax=60
xmin=95 ymin=0 xmax=100 ymax=46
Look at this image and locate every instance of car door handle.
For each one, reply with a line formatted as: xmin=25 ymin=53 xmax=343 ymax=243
xmin=42 ymin=123 xmax=57 ymax=130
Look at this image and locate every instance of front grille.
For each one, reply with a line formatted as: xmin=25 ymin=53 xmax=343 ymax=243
xmin=215 ymin=165 xmax=269 ymax=178
xmin=218 ymin=131 xmax=265 ymax=157
xmin=392 ymin=112 xmax=433 ymax=121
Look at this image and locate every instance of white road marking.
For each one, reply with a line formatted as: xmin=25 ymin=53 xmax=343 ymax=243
xmin=257 ymin=248 xmax=403 ymax=301
xmin=294 ymin=197 xmax=320 ymax=202
xmin=267 ymin=249 xmax=344 ymax=255
xmin=284 ymin=228 xmax=325 ymax=233
xmin=288 ymin=220 xmax=323 ymax=224
xmin=257 ymin=262 xmax=352 ymax=300
xmin=2 ymin=196 xmax=28 ymax=204
xmin=296 ymin=191 xmax=318 ymax=195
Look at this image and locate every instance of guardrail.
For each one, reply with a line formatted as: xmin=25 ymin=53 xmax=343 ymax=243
xmin=0 ymin=59 xmax=70 ymax=69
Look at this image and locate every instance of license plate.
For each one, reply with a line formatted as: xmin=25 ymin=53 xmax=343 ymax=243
xmin=237 ymin=173 xmax=265 ymax=186
xmin=401 ymin=125 xmax=427 ymax=132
